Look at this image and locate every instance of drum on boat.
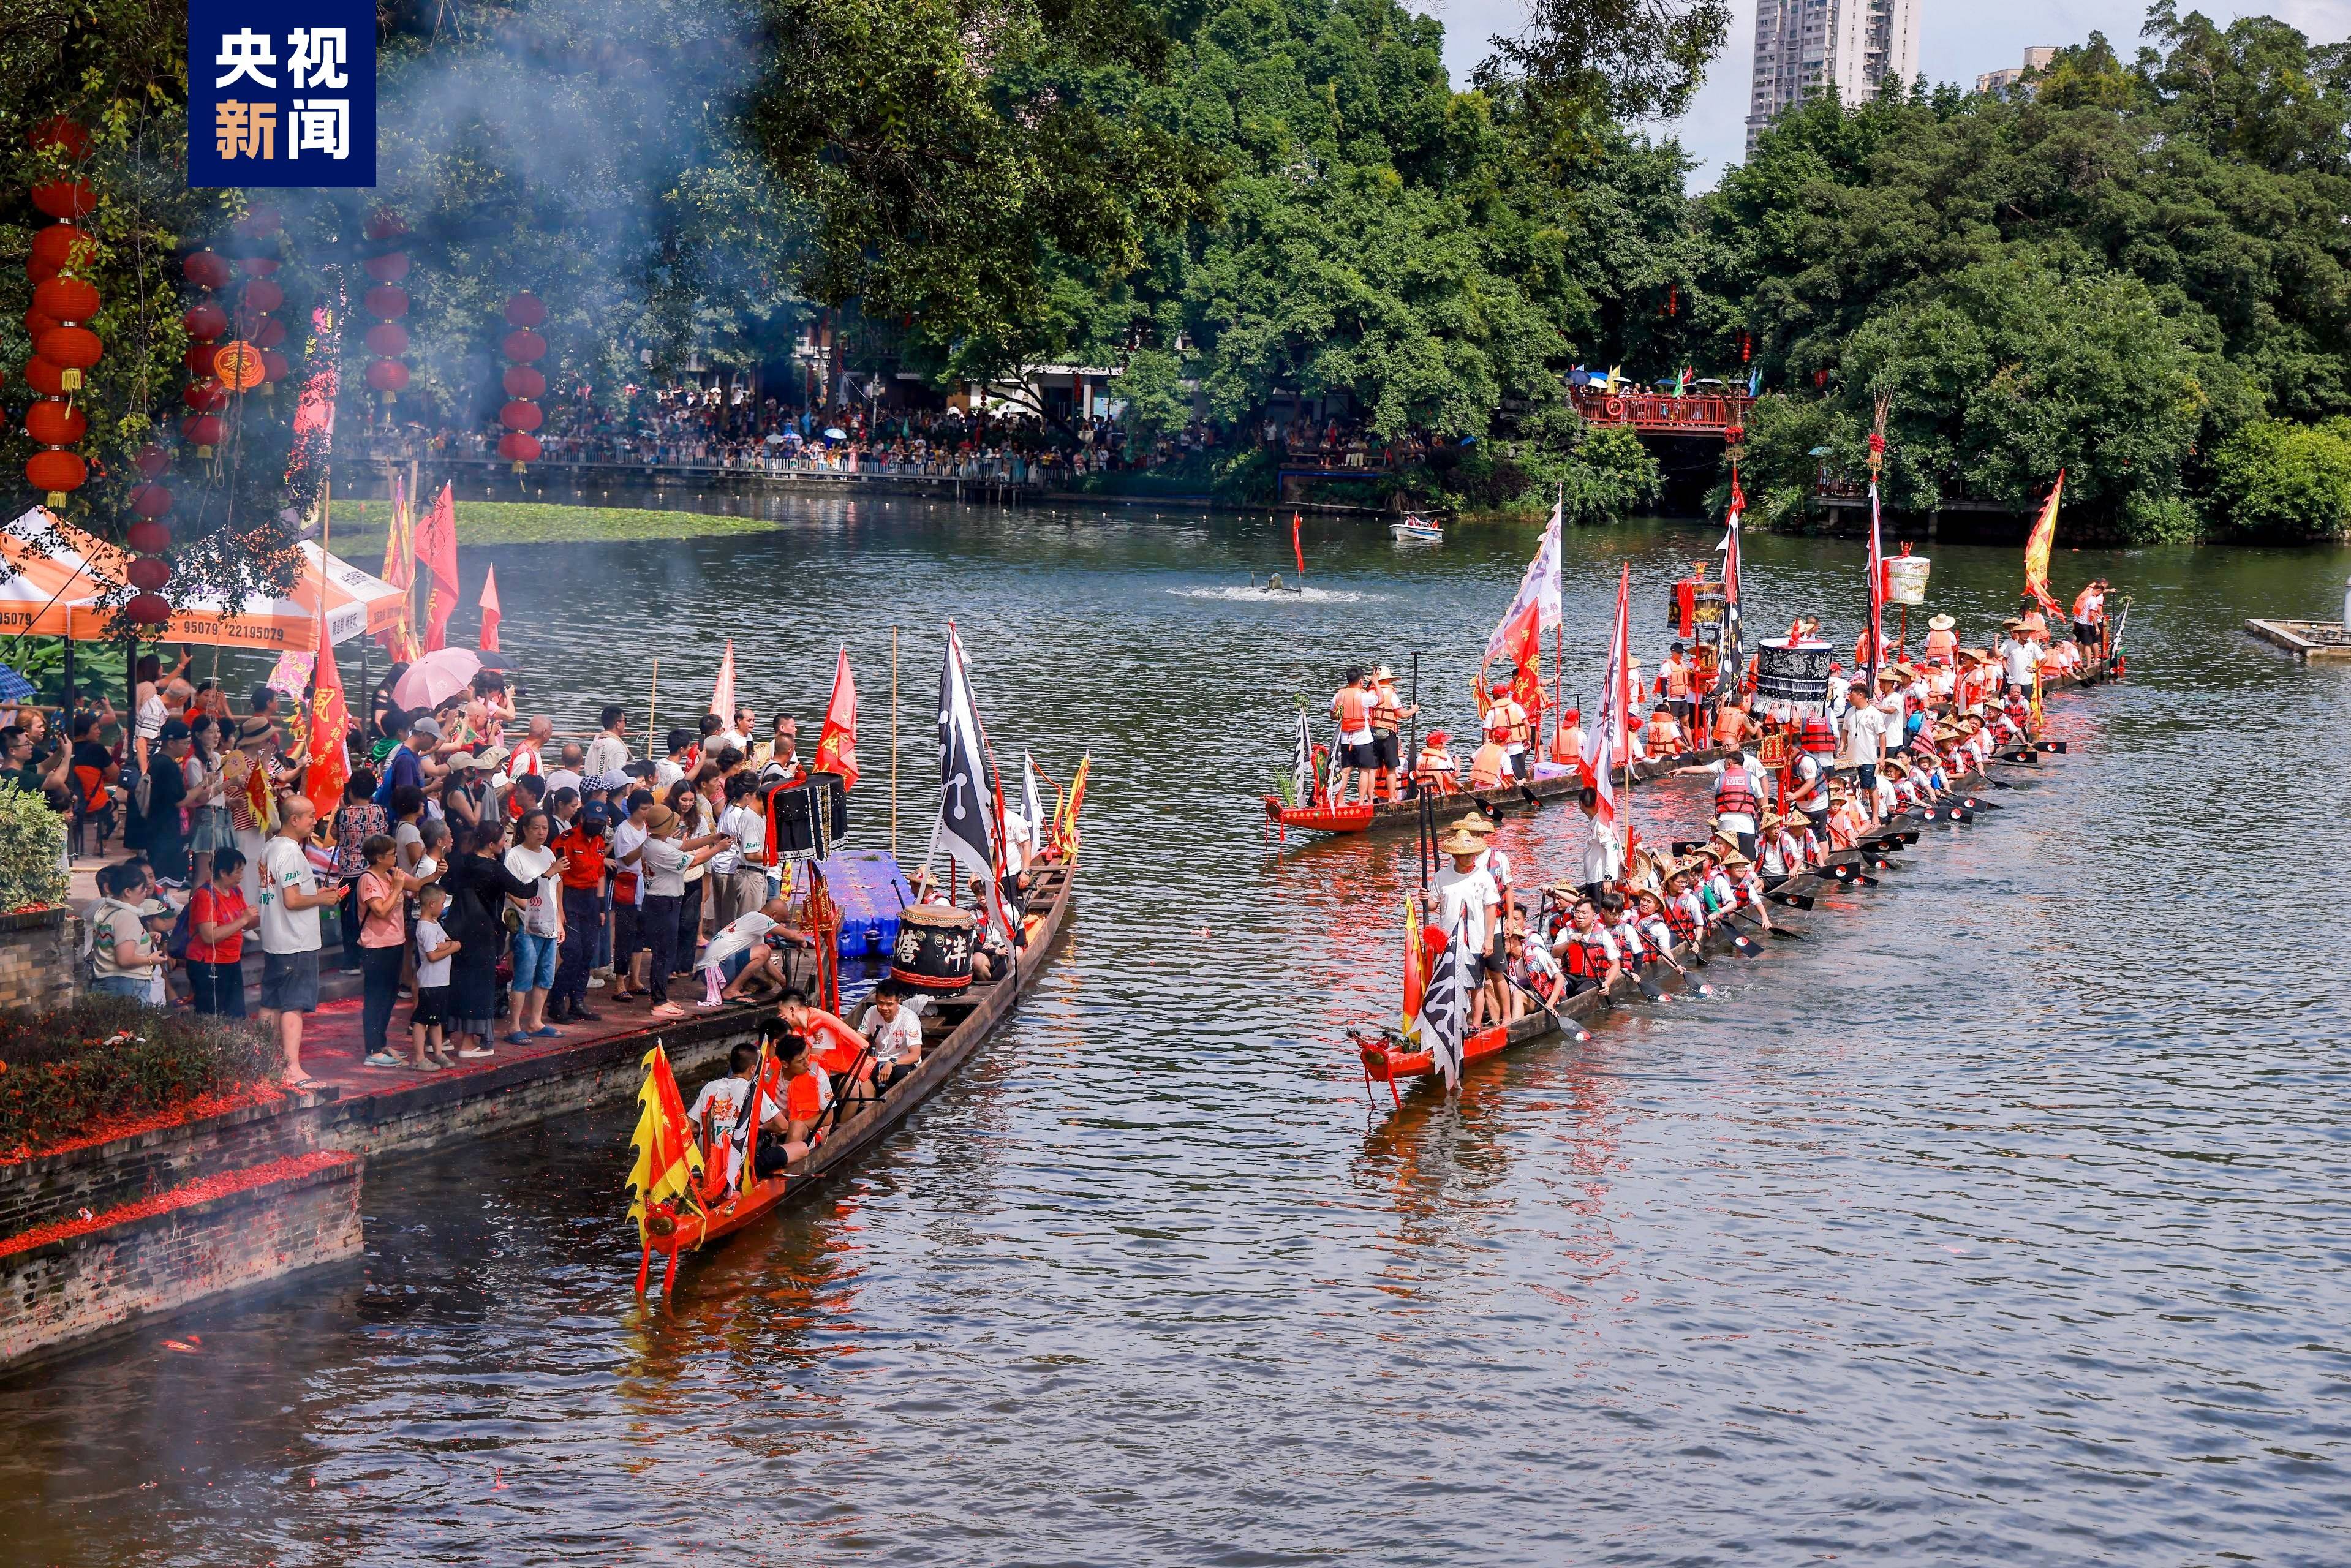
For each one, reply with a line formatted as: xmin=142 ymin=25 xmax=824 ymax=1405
xmin=1882 ymin=554 xmax=1932 ymax=607
xmin=891 ymin=904 xmax=977 ymax=992
xmin=1755 ymin=638 xmax=1835 ymax=717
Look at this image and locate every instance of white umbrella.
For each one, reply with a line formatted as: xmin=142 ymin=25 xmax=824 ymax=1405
xmin=393 ymin=647 xmax=483 ymax=710
xmin=823 ymin=427 xmax=847 ymax=440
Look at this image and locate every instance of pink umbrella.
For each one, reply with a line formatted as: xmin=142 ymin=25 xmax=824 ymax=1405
xmin=392 ymin=647 xmax=483 ymax=712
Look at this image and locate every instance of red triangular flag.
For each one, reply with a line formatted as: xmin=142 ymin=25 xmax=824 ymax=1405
xmin=477 ymin=564 xmax=502 ymax=653
xmin=417 ymin=483 xmax=460 ymax=652
xmin=813 ymin=646 xmax=859 ymax=789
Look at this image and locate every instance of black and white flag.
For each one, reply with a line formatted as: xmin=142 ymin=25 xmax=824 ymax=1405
xmin=936 ymin=625 xmax=1014 ymax=941
xmin=1416 ymin=905 xmax=1469 ymax=1091
xmin=1292 ymin=708 xmax=1315 ymax=805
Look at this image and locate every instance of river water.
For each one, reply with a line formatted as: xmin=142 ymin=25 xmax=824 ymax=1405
xmin=5 ymin=501 xmax=2350 ymax=1566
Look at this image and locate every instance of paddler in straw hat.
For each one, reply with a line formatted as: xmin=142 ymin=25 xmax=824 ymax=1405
xmin=1427 ymin=825 xmax=1502 ymax=1028
xmin=1368 ymin=665 xmax=1416 ymax=799
xmin=1922 ymin=611 xmax=1959 ymax=666
xmin=1457 ymin=810 xmax=1514 ymax=1023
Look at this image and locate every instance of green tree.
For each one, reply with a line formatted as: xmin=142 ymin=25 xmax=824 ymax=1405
xmin=2207 ymin=417 xmax=2351 ymax=541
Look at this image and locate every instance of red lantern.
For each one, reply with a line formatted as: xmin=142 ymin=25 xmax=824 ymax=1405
xmin=24 ymin=399 xmax=86 ymax=446
xmin=183 ymin=380 xmax=229 ymax=414
xmin=498 ymin=432 xmax=542 ymax=464
xmin=134 ymin=443 xmax=170 ymax=480
xmin=499 ymin=295 xmax=549 ymax=470
xmin=239 ymin=255 xmax=279 ymax=278
xmin=184 ymin=342 xmax=218 ymax=377
xmin=499 ymin=399 xmax=544 ymax=432
xmin=183 ymin=251 xmax=233 ymax=291
xmin=502 ymin=365 xmax=546 ymax=399
xmin=181 ymin=413 xmax=223 ymax=454
xmin=28 ymin=116 xmax=92 ymax=159
xmin=29 ymin=225 xmax=94 ymax=282
xmin=253 ymin=318 xmax=287 ymax=349
xmin=241 ymin=277 xmax=284 ymax=314
xmin=126 ymin=594 xmax=172 ymax=627
xmin=26 ymin=448 xmax=86 ymax=503
xmin=261 ymin=349 xmax=289 ymax=383
xmin=129 ymin=483 xmax=174 ymax=518
xmin=128 ymin=520 xmax=172 ymax=554
xmin=22 ymin=358 xmax=66 ymax=398
xmin=34 ymin=275 xmax=99 ymax=322
xmin=31 ymin=181 xmax=95 ymax=220
xmin=24 ymin=307 xmax=61 ymax=341
xmin=500 ymin=328 xmax=546 ymax=363
xmin=184 ymin=301 xmax=228 ymax=341
xmin=361 ymin=217 xmax=410 ymax=409
xmin=364 ymin=322 xmax=409 ymax=357
xmin=504 ymin=293 xmax=548 ymax=330
xmin=363 ymin=285 xmax=409 ymax=319
xmin=37 ymin=324 xmax=100 ymax=389
xmin=127 ymin=556 xmax=172 ymax=592
xmin=365 ymin=359 xmax=410 ymax=393
xmin=363 ymin=252 xmax=410 ymax=284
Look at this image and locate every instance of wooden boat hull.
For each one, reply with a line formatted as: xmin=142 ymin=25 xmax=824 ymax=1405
xmin=645 ymin=854 xmax=1077 ymax=1265
xmin=1264 ymin=747 xmax=1727 ymax=838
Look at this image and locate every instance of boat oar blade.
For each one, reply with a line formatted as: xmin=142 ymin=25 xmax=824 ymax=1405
xmin=1769 ymin=891 xmax=1816 ymax=910
xmin=1729 ymin=932 xmax=1762 ymax=957
xmin=1637 ymin=973 xmax=1666 ymax=1002
xmin=2043 ymin=739 xmax=2069 ymax=753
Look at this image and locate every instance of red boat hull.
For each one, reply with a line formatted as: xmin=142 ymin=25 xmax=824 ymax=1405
xmin=1263 ymin=794 xmax=1377 ymax=834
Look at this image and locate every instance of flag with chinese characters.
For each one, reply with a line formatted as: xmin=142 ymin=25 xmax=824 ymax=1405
xmin=815 ymin=647 xmax=859 ymax=788
xmin=1580 ymin=562 xmax=1634 ymax=828
xmin=303 ymin=634 xmax=350 ymax=824
xmin=376 ymin=473 xmax=419 ymax=661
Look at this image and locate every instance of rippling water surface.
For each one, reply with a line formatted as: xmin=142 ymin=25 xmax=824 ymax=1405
xmin=4 ymin=502 xmax=2350 ymax=1566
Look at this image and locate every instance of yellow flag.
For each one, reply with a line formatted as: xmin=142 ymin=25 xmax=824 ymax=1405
xmin=624 ymin=1044 xmax=703 ymax=1240
xmin=2022 ymin=470 xmax=2064 ymax=616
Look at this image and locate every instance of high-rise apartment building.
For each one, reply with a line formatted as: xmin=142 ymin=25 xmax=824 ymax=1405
xmin=1977 ymin=46 xmax=2058 ymax=96
xmin=1746 ymin=0 xmax=1922 ymax=154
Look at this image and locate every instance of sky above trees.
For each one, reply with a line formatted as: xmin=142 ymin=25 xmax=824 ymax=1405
xmin=1435 ymin=0 xmax=2351 ymax=180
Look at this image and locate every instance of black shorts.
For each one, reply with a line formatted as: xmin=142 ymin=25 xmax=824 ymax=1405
xmin=2073 ymin=620 xmax=2100 ymax=646
xmin=1371 ymin=731 xmax=1401 ymax=769
xmin=411 ymin=984 xmax=451 ymax=1027
xmin=1339 ymin=741 xmax=1379 ymax=770
xmin=1669 ymin=698 xmax=1692 ymax=725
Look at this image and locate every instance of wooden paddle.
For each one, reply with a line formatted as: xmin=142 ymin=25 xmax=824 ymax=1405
xmin=1767 ymin=889 xmax=1816 ymax=909
xmin=1509 ymin=977 xmax=1591 ymax=1043
xmin=1729 ymin=910 xmax=1800 ymax=942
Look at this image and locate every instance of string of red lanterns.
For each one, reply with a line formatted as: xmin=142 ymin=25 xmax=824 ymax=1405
xmin=25 ymin=118 xmax=100 ymax=509
xmin=180 ymin=249 xmax=232 ymax=459
xmin=499 ymin=293 xmax=547 ymax=472
xmin=228 ymin=204 xmax=287 ymax=398
xmin=362 ymin=208 xmax=410 ymax=415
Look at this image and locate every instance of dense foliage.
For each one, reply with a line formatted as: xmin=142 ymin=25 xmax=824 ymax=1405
xmin=1694 ymin=6 xmax=2351 ymax=541
xmin=6 ymin=0 xmax=2350 ymax=548
xmin=0 ymin=993 xmax=276 ymax=1158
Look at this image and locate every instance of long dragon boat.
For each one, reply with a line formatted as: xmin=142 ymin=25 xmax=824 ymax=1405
xmin=1350 ymin=752 xmax=2047 ymax=1102
xmin=636 ymin=850 xmax=1076 ymax=1282
xmin=1263 ymin=745 xmax=1728 ymax=839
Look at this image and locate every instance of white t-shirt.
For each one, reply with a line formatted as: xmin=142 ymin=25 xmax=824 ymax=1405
xmin=1840 ymin=704 xmax=1886 ymax=767
xmin=1999 ymin=637 xmax=2043 ymax=686
xmin=698 ymin=910 xmax=775 ymax=974
xmin=543 ymin=767 xmax=583 ymax=797
xmin=504 ymin=843 xmax=561 ymax=937
xmin=1582 ymin=814 xmax=1623 ymax=885
xmin=583 ymin=734 xmax=632 ymax=779
xmin=689 ymin=1074 xmax=752 ymax=1137
xmin=639 ymin=834 xmax=690 ymax=897
xmin=415 ymin=918 xmax=454 ymax=987
xmin=712 ymin=803 xmax=765 ymax=875
xmin=868 ymin=1004 xmax=924 ymax=1065
xmin=257 ymin=834 xmax=321 ymax=954
xmin=1430 ymin=865 xmax=1500 ymax=951
xmin=654 ymin=758 xmax=687 ymax=788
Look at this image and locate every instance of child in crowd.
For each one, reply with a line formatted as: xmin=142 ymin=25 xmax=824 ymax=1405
xmin=412 ymin=883 xmax=459 ymax=1069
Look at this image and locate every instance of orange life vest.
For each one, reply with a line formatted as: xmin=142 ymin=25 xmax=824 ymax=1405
xmin=1644 ymin=715 xmax=1680 ymax=750
xmin=1713 ymin=707 xmax=1746 ymax=747
xmin=1550 ymin=723 xmax=1584 ymax=765
xmin=1333 ymin=687 xmax=1370 ymax=731
xmin=1370 ymin=682 xmax=1403 ymax=731
xmin=1662 ymin=660 xmax=1691 ymax=700
xmin=1467 ymin=741 xmax=1508 ymax=790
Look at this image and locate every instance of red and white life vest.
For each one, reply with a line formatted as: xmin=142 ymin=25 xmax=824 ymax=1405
xmin=1713 ymin=769 xmax=1760 ymax=818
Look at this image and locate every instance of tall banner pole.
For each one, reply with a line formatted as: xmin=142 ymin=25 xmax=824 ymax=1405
xmin=890 ymin=625 xmax=900 ymax=859
xmin=647 ymin=658 xmax=658 ymax=760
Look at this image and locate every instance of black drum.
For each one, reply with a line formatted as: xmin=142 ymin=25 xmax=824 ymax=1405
xmin=806 ymin=770 xmax=850 ymax=840
xmin=891 ymin=905 xmax=976 ymax=992
xmin=1756 ymin=639 xmax=1834 ymax=715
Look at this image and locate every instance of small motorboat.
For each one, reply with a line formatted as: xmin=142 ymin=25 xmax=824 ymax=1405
xmin=1391 ymin=514 xmax=1444 ymax=543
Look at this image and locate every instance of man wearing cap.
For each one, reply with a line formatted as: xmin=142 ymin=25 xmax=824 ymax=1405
xmin=1655 ymin=641 xmax=1695 ymax=735
xmin=1428 ymin=826 xmax=1501 ymax=1028
xmin=1996 ymin=621 xmax=2042 ymax=699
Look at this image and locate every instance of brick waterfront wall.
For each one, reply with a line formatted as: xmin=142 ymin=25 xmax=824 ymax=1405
xmin=0 ymin=1155 xmax=360 ymax=1369
xmin=0 ymin=1091 xmax=328 ymax=1243
xmin=0 ymin=909 xmax=80 ymax=1018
